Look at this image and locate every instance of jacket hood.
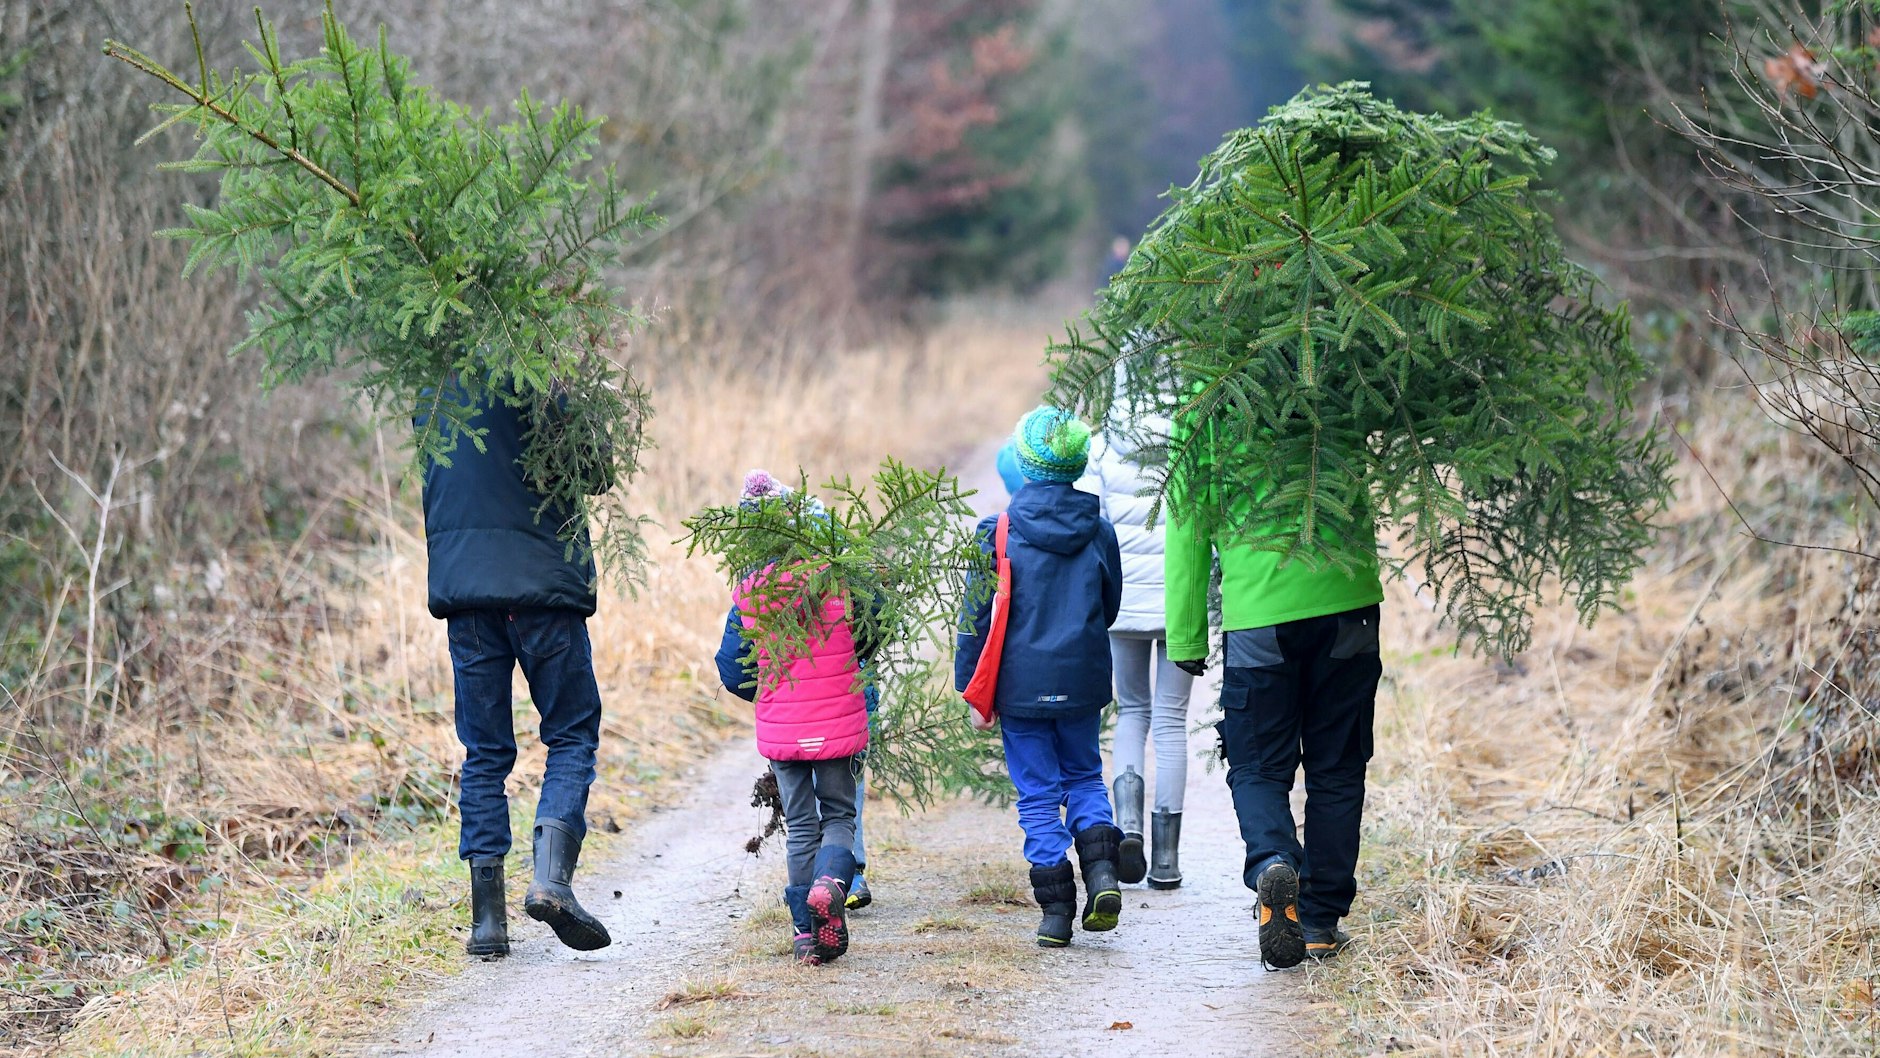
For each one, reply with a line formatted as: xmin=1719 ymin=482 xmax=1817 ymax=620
xmin=1007 ymin=481 xmax=1103 ymax=555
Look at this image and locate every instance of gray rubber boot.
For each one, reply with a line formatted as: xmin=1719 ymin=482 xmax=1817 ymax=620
xmin=523 ymin=818 xmax=612 ymax=951
xmin=1113 ymin=768 xmax=1147 ymax=884
xmin=1147 ymin=811 xmax=1183 ymax=890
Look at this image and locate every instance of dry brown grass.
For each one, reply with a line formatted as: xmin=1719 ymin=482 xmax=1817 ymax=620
xmin=18 ymin=298 xmax=1061 ymax=1057
xmin=1311 ymin=401 xmax=1880 ymax=1056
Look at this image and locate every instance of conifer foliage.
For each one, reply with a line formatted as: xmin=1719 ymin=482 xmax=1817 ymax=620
xmin=104 ymin=4 xmax=658 ymax=573
xmin=683 ymin=463 xmax=1004 ymax=804
xmin=1050 ymin=83 xmax=1675 ymax=657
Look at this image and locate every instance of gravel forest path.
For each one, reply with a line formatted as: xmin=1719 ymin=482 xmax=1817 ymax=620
xmin=364 ymin=446 xmax=1311 ymax=1058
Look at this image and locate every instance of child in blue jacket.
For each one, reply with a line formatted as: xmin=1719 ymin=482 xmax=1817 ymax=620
xmin=956 ymin=406 xmax=1126 ymax=947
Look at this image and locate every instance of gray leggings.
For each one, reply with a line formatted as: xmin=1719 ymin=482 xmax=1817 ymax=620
xmin=770 ymin=756 xmax=860 ymax=887
xmin=1110 ymin=633 xmax=1196 ymax=813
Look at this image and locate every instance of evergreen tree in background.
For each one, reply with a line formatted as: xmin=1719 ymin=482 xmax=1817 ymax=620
xmin=104 ymin=4 xmax=658 ymax=576
xmin=870 ymin=0 xmax=1083 ymax=298
xmin=1050 ymin=83 xmax=1675 ymax=657
xmin=1325 ymin=0 xmax=1718 ymax=157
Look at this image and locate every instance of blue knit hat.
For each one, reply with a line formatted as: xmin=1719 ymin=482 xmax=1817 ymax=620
xmin=994 ymin=440 xmax=1026 ymax=497
xmin=1012 ymin=406 xmax=1091 ymax=483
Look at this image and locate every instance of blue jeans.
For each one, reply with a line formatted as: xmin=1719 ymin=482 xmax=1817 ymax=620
xmin=447 ymin=608 xmax=603 ymax=861
xmin=1000 ymin=710 xmax=1115 ymax=867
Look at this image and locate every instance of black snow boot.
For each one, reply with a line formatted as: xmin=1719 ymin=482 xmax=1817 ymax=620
xmin=1147 ymin=810 xmax=1183 ymax=890
xmin=1072 ymin=824 xmax=1124 ymax=932
xmin=523 ymin=818 xmax=612 ymax=951
xmin=1113 ymin=768 xmax=1147 ymax=884
xmin=465 ymin=856 xmax=509 ymax=958
xmin=1030 ymin=861 xmax=1077 ymax=948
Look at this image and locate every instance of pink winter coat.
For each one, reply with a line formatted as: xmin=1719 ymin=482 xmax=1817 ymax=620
xmin=734 ymin=565 xmax=871 ymax=762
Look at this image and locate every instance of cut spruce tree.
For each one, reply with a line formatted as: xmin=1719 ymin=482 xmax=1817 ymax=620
xmin=1050 ymin=82 xmax=1675 ymax=657
xmin=104 ymin=3 xmax=657 ymax=576
xmin=683 ymin=462 xmax=1005 ymax=805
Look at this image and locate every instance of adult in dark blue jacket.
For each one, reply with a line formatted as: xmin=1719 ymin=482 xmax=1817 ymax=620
xmin=418 ymin=381 xmax=612 ymax=959
xmin=956 ymin=406 xmax=1126 ymax=949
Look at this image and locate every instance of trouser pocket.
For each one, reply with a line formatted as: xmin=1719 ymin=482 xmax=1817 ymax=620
xmin=512 ymin=608 xmax=573 ymax=660
xmin=1328 ymin=605 xmax=1381 ymax=659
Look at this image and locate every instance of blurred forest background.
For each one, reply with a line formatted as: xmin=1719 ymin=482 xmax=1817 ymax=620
xmin=3 ymin=0 xmax=1878 ymax=1054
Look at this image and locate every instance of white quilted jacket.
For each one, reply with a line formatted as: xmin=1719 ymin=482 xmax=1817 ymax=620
xmin=1075 ymin=422 xmax=1168 ymax=636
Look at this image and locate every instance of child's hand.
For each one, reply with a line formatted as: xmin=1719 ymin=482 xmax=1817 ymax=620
xmin=967 ymin=703 xmax=998 ymax=732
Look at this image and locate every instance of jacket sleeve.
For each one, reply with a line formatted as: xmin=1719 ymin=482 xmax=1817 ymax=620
xmin=1100 ymin=520 xmax=1123 ymax=629
xmin=1164 ymin=416 xmax=1212 ymax=661
xmin=714 ymin=605 xmax=757 ymax=702
xmin=953 ymin=515 xmax=999 ymax=693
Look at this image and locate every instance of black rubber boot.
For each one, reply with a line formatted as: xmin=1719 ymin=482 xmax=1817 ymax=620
xmin=1030 ymin=861 xmax=1077 ymax=948
xmin=1147 ymin=810 xmax=1183 ymax=890
xmin=1113 ymin=769 xmax=1147 ymax=884
xmin=806 ymin=844 xmax=856 ymax=964
xmin=465 ymin=856 xmax=509 ymax=958
xmin=523 ymin=818 xmax=612 ymax=951
xmin=1072 ymin=824 xmax=1124 ymax=932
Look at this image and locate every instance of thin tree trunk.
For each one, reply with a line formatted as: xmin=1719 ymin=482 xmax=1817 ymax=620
xmin=845 ymin=0 xmax=896 ymax=279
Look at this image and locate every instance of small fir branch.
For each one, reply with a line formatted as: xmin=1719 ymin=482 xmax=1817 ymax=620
xmin=683 ymin=461 xmax=1005 ymax=806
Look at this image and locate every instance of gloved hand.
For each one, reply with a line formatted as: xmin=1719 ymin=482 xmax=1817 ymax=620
xmin=1174 ymin=658 xmax=1208 ymax=678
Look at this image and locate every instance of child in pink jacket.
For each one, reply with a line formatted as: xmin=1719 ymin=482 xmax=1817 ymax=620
xmin=714 ymin=472 xmax=872 ymax=965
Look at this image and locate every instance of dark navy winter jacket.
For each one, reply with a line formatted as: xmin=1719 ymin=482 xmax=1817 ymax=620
xmin=418 ymin=387 xmax=597 ymax=618
xmin=954 ymin=481 xmax=1122 ymax=720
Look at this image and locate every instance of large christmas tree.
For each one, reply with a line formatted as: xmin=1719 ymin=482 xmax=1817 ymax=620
xmin=1050 ymin=83 xmax=1675 ymax=656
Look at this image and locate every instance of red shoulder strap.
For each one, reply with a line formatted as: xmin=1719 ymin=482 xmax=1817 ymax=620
xmin=995 ymin=512 xmax=1009 ymax=559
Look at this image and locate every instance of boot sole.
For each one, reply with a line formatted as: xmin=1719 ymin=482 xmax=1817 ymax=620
xmin=1036 ymin=933 xmax=1071 ymax=948
xmin=1256 ymin=864 xmax=1305 ymax=968
xmin=465 ymin=940 xmax=510 ymax=958
xmin=1146 ymin=875 xmax=1182 ymax=890
xmin=524 ymin=892 xmax=612 ymax=952
xmin=1117 ymin=835 xmax=1147 ymax=884
xmin=1081 ymin=889 xmax=1122 ymax=932
xmin=806 ymin=877 xmax=850 ymax=962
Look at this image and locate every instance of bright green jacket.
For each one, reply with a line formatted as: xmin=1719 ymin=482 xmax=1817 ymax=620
xmin=1163 ymin=423 xmax=1384 ymax=661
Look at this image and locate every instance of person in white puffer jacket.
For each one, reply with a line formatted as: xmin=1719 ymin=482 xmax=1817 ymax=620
xmin=1076 ymin=414 xmax=1195 ymax=889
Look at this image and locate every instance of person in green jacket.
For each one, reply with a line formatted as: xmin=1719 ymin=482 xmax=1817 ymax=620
xmin=1165 ymin=441 xmax=1384 ymax=969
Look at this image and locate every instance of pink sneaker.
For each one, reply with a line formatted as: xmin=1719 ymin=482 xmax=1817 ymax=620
xmin=806 ymin=875 xmax=850 ymax=963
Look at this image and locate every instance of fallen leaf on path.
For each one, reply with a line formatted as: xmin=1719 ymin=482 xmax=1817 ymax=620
xmin=1107 ymin=1021 xmax=1133 ymax=1030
